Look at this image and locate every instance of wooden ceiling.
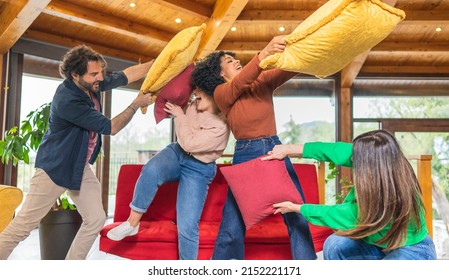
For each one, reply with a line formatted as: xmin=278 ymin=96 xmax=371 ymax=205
xmin=1 ymin=0 xmax=449 ymax=86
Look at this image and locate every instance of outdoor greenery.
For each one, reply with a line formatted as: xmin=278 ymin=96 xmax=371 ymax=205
xmin=0 ymin=102 xmax=50 ymax=166
xmin=277 ymin=96 xmax=449 ymax=205
xmin=366 ymin=97 xmax=449 ymax=201
xmin=0 ymin=102 xmax=76 ymax=210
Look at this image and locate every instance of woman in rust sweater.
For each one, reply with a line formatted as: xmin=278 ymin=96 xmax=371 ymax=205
xmin=193 ymin=36 xmax=316 ymax=260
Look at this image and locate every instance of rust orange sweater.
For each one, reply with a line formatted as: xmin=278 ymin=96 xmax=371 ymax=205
xmin=214 ymin=55 xmax=297 ymax=140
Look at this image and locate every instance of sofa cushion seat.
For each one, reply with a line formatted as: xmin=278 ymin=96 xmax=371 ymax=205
xmin=99 ymin=163 xmax=333 ymax=259
xmin=102 ymin=221 xmax=178 ymax=243
xmin=245 ymin=215 xmax=290 ymax=243
xmin=102 ymin=221 xmax=221 ymax=243
xmin=103 ymin=215 xmax=333 ymax=248
xmin=245 ymin=215 xmax=334 ymax=247
xmin=309 ymin=224 xmax=334 ymax=252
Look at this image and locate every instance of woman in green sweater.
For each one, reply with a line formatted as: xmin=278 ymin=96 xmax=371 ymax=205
xmin=262 ymin=129 xmax=436 ymax=260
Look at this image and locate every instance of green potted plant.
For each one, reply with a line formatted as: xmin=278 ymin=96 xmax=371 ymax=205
xmin=0 ymin=102 xmax=82 ymax=260
xmin=325 ymin=162 xmax=352 ymax=203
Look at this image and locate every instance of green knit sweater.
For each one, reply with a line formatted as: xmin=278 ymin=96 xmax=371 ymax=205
xmin=301 ymin=142 xmax=428 ymax=248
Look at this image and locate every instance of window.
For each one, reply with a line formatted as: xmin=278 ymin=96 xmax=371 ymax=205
xmin=108 ymin=88 xmax=171 ymax=214
xmin=274 ymin=96 xmax=337 ymax=204
xmin=17 ymin=74 xmax=61 ymax=193
xmin=354 ymin=96 xmax=449 ymax=119
xmin=353 ymin=92 xmax=449 ymax=243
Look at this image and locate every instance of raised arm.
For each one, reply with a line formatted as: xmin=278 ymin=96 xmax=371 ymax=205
xmin=261 ymin=144 xmax=304 ymax=161
xmin=258 ymin=35 xmax=287 ymax=61
xmin=122 ymin=60 xmax=154 ymax=84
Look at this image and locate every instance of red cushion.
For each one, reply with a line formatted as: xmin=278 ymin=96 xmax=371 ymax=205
xmin=220 ymin=157 xmax=303 ymax=229
xmin=153 ymin=64 xmax=194 ymax=124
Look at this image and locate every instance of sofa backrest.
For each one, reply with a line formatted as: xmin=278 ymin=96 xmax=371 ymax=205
xmin=293 ymin=163 xmax=320 ymax=204
xmin=113 ymin=163 xmax=320 ymax=223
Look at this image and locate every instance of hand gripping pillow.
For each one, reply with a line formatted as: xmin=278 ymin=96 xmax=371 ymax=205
xmin=220 ymin=157 xmax=304 ymax=229
xmin=140 ymin=23 xmax=206 ymax=114
xmin=259 ymin=0 xmax=405 ymax=78
xmin=153 ymin=64 xmax=194 ymax=124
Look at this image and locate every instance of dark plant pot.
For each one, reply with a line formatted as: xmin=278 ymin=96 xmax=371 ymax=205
xmin=38 ymin=209 xmax=82 ymax=260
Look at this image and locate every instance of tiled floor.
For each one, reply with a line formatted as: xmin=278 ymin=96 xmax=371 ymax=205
xmin=5 ymin=219 xmax=449 ymax=260
xmin=7 ymin=218 xmax=125 ymax=260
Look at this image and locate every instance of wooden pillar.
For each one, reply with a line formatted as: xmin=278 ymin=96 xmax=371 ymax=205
xmin=0 ymin=51 xmax=23 ymax=186
xmin=337 ymin=87 xmax=353 ymax=143
xmin=0 ymin=54 xmax=5 ymax=183
xmin=335 ymin=75 xmax=354 ymax=193
xmin=413 ymin=155 xmax=433 ymax=237
xmin=317 ymin=161 xmax=326 ymax=204
xmin=98 ymin=90 xmax=112 ymax=215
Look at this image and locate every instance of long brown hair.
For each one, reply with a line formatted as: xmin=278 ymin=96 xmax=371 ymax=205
xmin=337 ymin=129 xmax=424 ymax=249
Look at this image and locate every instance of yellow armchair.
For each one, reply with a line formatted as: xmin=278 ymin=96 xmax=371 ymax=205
xmin=0 ymin=185 xmax=23 ymax=233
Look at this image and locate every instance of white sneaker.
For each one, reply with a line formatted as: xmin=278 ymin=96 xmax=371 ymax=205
xmin=107 ymin=221 xmax=139 ymax=241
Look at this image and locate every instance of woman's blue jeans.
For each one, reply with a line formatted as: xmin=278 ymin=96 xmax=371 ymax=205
xmin=323 ymin=234 xmax=437 ymax=260
xmin=212 ymin=135 xmax=317 ymax=260
xmin=131 ymin=142 xmax=216 ymax=260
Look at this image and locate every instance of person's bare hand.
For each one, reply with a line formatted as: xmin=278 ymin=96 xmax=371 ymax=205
xmin=260 ymin=144 xmax=290 ymax=161
xmin=163 ymin=101 xmax=183 ymax=117
xmin=132 ymin=90 xmax=155 ymax=108
xmin=258 ymin=35 xmax=287 ymax=61
xmin=273 ymin=201 xmax=300 ymax=214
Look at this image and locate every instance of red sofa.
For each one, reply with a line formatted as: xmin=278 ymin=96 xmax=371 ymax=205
xmin=99 ymin=163 xmax=333 ymax=260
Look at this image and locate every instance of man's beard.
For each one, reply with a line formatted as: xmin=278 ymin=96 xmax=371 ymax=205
xmin=78 ymin=78 xmax=99 ymax=93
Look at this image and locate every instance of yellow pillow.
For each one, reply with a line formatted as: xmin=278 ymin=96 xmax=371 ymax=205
xmin=140 ymin=23 xmax=206 ymax=114
xmin=0 ymin=185 xmax=23 ymax=233
xmin=259 ymin=0 xmax=405 ymax=78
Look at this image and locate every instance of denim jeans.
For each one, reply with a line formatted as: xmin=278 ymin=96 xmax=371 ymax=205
xmin=212 ymin=135 xmax=317 ymax=260
xmin=323 ymin=234 xmax=437 ymax=260
xmin=131 ymin=142 xmax=216 ymax=260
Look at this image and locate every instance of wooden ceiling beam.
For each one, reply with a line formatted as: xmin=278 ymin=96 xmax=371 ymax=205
xmin=341 ymin=50 xmax=370 ymax=87
xmin=236 ymin=9 xmax=448 ymax=23
xmin=368 ymin=50 xmax=449 ymax=58
xmin=150 ymin=0 xmax=211 ymax=20
xmin=0 ymin=0 xmax=51 ymax=54
xmin=340 ymin=0 xmax=398 ymax=87
xmin=42 ymin=1 xmax=172 ymax=44
xmin=361 ymin=66 xmax=449 ymax=74
xmin=402 ymin=10 xmax=449 ymax=21
xmin=196 ymin=0 xmax=249 ymax=59
xmin=23 ymin=29 xmax=153 ymax=63
xmin=373 ymin=42 xmax=449 ymax=52
xmin=222 ymin=41 xmax=449 ymax=53
xmin=218 ymin=41 xmax=265 ymax=52
xmin=237 ymin=10 xmax=311 ymax=23
xmin=23 ymin=55 xmax=61 ymax=78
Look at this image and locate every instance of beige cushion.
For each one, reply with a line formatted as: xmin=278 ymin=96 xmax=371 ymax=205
xmin=140 ymin=23 xmax=206 ymax=114
xmin=259 ymin=0 xmax=405 ymax=78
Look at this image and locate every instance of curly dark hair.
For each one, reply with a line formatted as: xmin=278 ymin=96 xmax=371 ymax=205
xmin=191 ymin=51 xmax=236 ymax=97
xmin=59 ymin=45 xmax=107 ymax=80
